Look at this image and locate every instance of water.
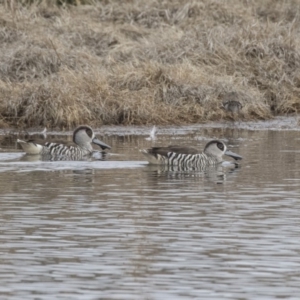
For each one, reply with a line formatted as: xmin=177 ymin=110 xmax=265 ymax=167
xmin=0 ymin=122 xmax=300 ymax=300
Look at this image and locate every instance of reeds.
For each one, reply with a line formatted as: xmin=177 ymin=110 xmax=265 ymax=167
xmin=0 ymin=0 xmax=299 ymax=128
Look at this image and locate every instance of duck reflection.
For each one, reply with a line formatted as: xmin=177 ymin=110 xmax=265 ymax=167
xmin=18 ymin=151 xmax=109 ymax=162
xmin=146 ymin=162 xmax=240 ymax=184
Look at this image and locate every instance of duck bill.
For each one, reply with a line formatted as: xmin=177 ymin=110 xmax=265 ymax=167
xmin=225 ymin=150 xmax=243 ymax=161
xmin=92 ymin=138 xmax=111 ymax=150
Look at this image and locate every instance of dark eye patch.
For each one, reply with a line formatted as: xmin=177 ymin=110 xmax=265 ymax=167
xmin=217 ymin=142 xmax=224 ymax=151
xmin=86 ymin=128 xmax=93 ymax=138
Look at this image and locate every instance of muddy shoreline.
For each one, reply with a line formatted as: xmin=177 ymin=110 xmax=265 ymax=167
xmin=0 ymin=116 xmax=299 ymax=139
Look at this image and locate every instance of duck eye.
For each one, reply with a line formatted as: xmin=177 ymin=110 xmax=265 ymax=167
xmin=86 ymin=128 xmax=93 ymax=138
xmin=217 ymin=142 xmax=224 ymax=151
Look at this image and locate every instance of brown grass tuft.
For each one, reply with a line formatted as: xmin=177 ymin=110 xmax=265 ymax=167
xmin=0 ymin=0 xmax=299 ymax=128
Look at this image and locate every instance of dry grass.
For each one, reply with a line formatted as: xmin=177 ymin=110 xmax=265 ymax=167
xmin=0 ymin=0 xmax=300 ymax=128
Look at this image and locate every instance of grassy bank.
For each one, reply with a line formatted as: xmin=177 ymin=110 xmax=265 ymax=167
xmin=0 ymin=0 xmax=300 ymax=129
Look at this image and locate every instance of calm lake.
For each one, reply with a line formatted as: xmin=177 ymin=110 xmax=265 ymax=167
xmin=0 ymin=118 xmax=300 ymax=300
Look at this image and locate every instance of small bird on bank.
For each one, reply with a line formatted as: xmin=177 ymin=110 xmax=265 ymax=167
xmin=140 ymin=140 xmax=242 ymax=167
xmin=40 ymin=127 xmax=47 ymax=139
xmin=145 ymin=125 xmax=157 ymax=141
xmin=17 ymin=125 xmax=111 ymax=160
xmin=221 ymin=100 xmax=243 ymax=114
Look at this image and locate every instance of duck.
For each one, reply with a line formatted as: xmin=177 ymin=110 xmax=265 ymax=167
xmin=221 ymin=100 xmax=243 ymax=114
xmin=17 ymin=125 xmax=111 ymax=160
xmin=140 ymin=140 xmax=242 ymax=167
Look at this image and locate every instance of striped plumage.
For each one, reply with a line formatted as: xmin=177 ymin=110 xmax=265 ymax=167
xmin=141 ymin=140 xmax=242 ymax=167
xmin=17 ymin=125 xmax=111 ymax=160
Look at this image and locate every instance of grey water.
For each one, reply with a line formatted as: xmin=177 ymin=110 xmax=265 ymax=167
xmin=0 ymin=122 xmax=300 ymax=300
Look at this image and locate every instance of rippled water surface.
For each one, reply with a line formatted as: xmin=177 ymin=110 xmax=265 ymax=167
xmin=1 ymin=122 xmax=300 ymax=300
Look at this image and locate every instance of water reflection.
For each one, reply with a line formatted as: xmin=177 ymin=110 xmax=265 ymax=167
xmin=145 ymin=163 xmax=241 ymax=184
xmin=0 ymin=127 xmax=300 ymax=299
xmin=18 ymin=150 xmax=109 ymax=162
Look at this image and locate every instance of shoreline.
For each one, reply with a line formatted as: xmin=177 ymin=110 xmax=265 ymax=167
xmin=0 ymin=116 xmax=299 ymax=137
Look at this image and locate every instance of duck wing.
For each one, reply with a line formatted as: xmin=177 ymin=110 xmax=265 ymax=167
xmin=148 ymin=145 xmax=199 ymax=157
